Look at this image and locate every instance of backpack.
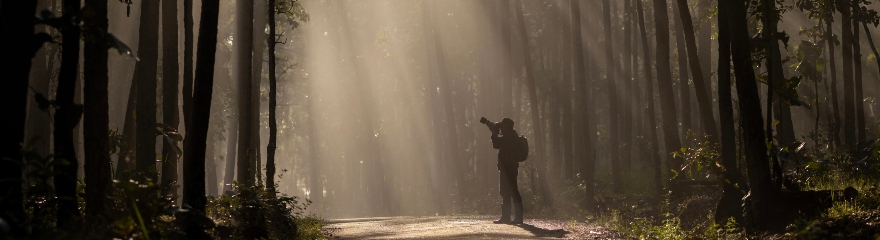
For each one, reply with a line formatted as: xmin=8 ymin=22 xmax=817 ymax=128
xmin=514 ymin=135 xmax=529 ymax=162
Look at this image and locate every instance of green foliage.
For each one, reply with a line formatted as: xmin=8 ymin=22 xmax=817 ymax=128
xmin=671 ymin=132 xmax=722 ymax=181
xmin=207 ymin=182 xmax=321 ymax=239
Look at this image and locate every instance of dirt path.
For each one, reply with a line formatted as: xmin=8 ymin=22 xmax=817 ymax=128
xmin=323 ymin=216 xmax=625 ymax=239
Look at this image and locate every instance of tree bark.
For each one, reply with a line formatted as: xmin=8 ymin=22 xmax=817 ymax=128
xmin=267 ymin=0 xmax=277 ymax=191
xmin=726 ymin=0 xmax=775 ymax=232
xmin=572 ymin=0 xmax=596 ymax=206
xmin=852 ymin=9 xmax=865 ymax=144
xmin=672 ymin=0 xmax=692 ymax=139
xmin=54 ymin=0 xmax=82 ymax=227
xmin=83 ymin=0 xmax=112 ymax=220
xmin=182 ymin=0 xmax=219 ymax=238
xmin=714 ymin=1 xmax=747 ymax=224
xmin=602 ymin=0 xmax=622 ymax=193
xmin=135 ymin=0 xmax=160 ymax=180
xmin=161 ymin=0 xmax=181 ymax=196
xmin=636 ymin=0 xmax=662 ymax=195
xmin=183 ymin=0 xmax=194 ymax=132
xmin=674 ymin=0 xmax=719 ymax=144
xmin=0 ymin=0 xmax=38 ymax=234
xmin=223 ymin=116 xmax=238 ymax=193
xmin=236 ymin=0 xmax=255 ymax=187
xmin=653 ymin=0 xmax=684 ymax=182
xmin=251 ymin=0 xmax=267 ymax=185
xmin=516 ymin=0 xmax=554 ymax=205
xmin=827 ymin=17 xmax=841 ymax=147
xmin=840 ymin=0 xmax=856 ymax=147
xmin=620 ymin=0 xmax=634 ymax=170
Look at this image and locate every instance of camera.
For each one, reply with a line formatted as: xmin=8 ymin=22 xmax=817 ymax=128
xmin=480 ymin=117 xmax=501 ymax=134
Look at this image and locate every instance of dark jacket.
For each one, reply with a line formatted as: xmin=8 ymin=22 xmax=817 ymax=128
xmin=491 ymin=130 xmax=520 ymax=169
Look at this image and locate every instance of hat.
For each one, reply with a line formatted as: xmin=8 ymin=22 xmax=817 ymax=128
xmin=501 ymin=118 xmax=515 ymax=126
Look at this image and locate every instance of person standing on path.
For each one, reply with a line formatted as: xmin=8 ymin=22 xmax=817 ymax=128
xmin=483 ymin=117 xmax=525 ymax=224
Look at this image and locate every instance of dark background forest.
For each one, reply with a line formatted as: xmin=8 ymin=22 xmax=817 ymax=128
xmin=2 ymin=0 xmax=880 ymax=239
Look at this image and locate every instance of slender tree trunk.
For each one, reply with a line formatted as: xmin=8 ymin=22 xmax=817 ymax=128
xmin=675 ymin=0 xmax=719 ymax=144
xmin=55 ymin=0 xmax=82 ymax=227
xmin=602 ymin=0 xmax=622 ymax=193
xmin=307 ymin=85 xmax=322 ymax=208
xmin=827 ymin=18 xmax=841 ymax=147
xmin=161 ymin=0 xmax=181 ymax=196
xmin=672 ymin=0 xmax=692 ymax=138
xmin=516 ymin=0 xmax=554 ymax=205
xmin=840 ymin=0 xmax=856 ymax=147
xmin=135 ymin=0 xmax=160 ymax=180
xmin=714 ymin=1 xmax=746 ymax=224
xmin=0 ymin=0 xmax=38 ymax=234
xmin=620 ymin=0 xmax=634 ymax=170
xmin=251 ymin=0 xmax=267 ymax=185
xmin=698 ymin=4 xmax=713 ymax=132
xmin=83 ymin=0 xmax=112 ymax=220
xmin=562 ymin=1 xmax=574 ymax=179
xmin=183 ymin=0 xmax=194 ymax=132
xmin=118 ymin=73 xmax=137 ymax=176
xmin=266 ymin=0 xmax=277 ymax=191
xmin=853 ymin=11 xmax=865 ymax=143
xmin=726 ymin=0 xmax=774 ymax=232
xmin=223 ymin=116 xmax=238 ymax=193
xmin=653 ymin=0 xmax=684 ymax=182
xmin=636 ymin=0 xmax=662 ymax=194
xmin=183 ymin=0 xmax=219 ymax=238
xmin=236 ymin=0 xmax=255 ymax=187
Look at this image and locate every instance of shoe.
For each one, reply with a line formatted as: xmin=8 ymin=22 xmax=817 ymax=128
xmin=494 ymin=202 xmax=511 ymax=224
xmin=511 ymin=203 xmax=523 ymax=224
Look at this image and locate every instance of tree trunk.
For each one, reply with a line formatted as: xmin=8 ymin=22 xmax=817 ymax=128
xmin=602 ymin=0 xmax=622 ymax=193
xmin=307 ymin=83 xmax=322 ymax=208
xmin=266 ymin=0 xmax=277 ymax=191
xmin=118 ymin=72 xmax=137 ymax=177
xmin=183 ymin=0 xmax=194 ymax=132
xmin=653 ymin=0 xmax=684 ymax=182
xmin=161 ymin=0 xmax=181 ymax=197
xmin=620 ymin=0 xmax=634 ymax=170
xmin=674 ymin=0 xmax=719 ymax=144
xmin=236 ymin=0 xmax=255 ymax=187
xmin=54 ymin=0 xmax=82 ymax=227
xmin=636 ymin=0 xmax=662 ymax=195
xmin=852 ymin=11 xmax=865 ymax=143
xmin=223 ymin=116 xmax=238 ymax=193
xmin=827 ymin=18 xmax=841 ymax=147
xmin=714 ymin=1 xmax=747 ymax=224
xmin=726 ymin=0 xmax=774 ymax=232
xmin=516 ymin=0 xmax=554 ymax=205
xmin=840 ymin=0 xmax=856 ymax=147
xmin=183 ymin=0 xmax=219 ymax=238
xmin=251 ymin=0 xmax=267 ymax=185
xmin=862 ymin=24 xmax=880 ymax=137
xmin=135 ymin=0 xmax=160 ymax=180
xmin=672 ymin=0 xmax=692 ymax=139
xmin=0 ymin=0 xmax=38 ymax=234
xmin=83 ymin=0 xmax=112 ymax=220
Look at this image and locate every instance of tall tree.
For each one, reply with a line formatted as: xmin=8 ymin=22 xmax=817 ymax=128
xmin=266 ymin=0 xmax=278 ymax=191
xmin=161 ymin=0 xmax=181 ymax=196
xmin=55 ymin=0 xmax=82 ymax=226
xmin=620 ymin=0 xmax=634 ymax=170
xmin=839 ymin=0 xmax=856 ymax=146
xmin=674 ymin=0 xmax=719 ymax=144
xmin=135 ymin=0 xmax=161 ymax=180
xmin=251 ymin=0 xmax=268 ymax=184
xmin=501 ymin=0 xmax=513 ymax=121
xmin=516 ymin=0 xmax=554 ymax=205
xmin=636 ymin=0 xmax=662 ymax=194
xmin=672 ymin=0 xmax=692 ymax=138
xmin=0 ymin=0 xmax=38 ymax=234
xmin=236 ymin=0 xmax=256 ymax=187
xmin=182 ymin=0 xmax=219 ymax=237
xmin=714 ymin=0 xmax=747 ymax=224
xmin=223 ymin=115 xmax=239 ymax=193
xmin=852 ymin=4 xmax=865 ymax=143
xmin=726 ymin=0 xmax=774 ymax=231
xmin=603 ymin=0 xmax=622 ymax=193
xmin=826 ymin=6 xmax=842 ymax=147
xmin=183 ymin=0 xmax=195 ymax=132
xmin=653 ymin=0 xmax=684 ymax=182
xmin=83 ymin=0 xmax=112 ymax=220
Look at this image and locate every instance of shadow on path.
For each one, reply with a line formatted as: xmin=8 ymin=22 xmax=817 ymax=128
xmin=512 ymin=222 xmax=570 ymax=238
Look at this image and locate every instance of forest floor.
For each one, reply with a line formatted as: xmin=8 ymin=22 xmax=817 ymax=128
xmin=322 ymin=216 xmax=625 ymax=239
